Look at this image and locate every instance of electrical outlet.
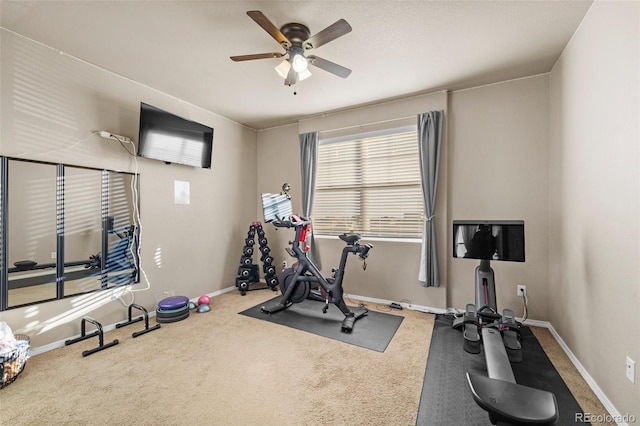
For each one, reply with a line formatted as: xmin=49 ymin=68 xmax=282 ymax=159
xmin=517 ymin=285 xmax=526 ymax=297
xmin=51 ymin=251 xmax=56 ymax=259
xmin=626 ymin=356 xmax=636 ymax=383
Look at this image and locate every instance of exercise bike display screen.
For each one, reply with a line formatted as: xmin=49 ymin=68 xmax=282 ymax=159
xmin=261 ymin=193 xmax=293 ymax=223
xmin=452 ymin=220 xmax=525 ymax=262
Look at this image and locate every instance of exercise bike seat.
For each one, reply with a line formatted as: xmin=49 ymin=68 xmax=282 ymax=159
xmin=466 ymin=373 xmax=559 ymax=425
xmin=339 ymin=233 xmax=361 ymax=245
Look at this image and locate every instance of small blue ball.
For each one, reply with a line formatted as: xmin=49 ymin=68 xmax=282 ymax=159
xmin=196 ymin=304 xmax=211 ymax=313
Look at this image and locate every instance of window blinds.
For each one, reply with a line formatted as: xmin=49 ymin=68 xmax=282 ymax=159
xmin=313 ymin=129 xmax=424 ymax=238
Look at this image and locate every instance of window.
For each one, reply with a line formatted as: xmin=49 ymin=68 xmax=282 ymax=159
xmin=313 ymin=127 xmax=423 ymax=238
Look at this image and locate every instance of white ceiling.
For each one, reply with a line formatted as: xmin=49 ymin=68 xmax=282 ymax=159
xmin=0 ymin=1 xmax=593 ymax=130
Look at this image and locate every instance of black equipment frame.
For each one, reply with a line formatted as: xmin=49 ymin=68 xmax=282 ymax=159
xmin=260 ymin=215 xmax=372 ymax=333
xmin=64 ymin=316 xmax=119 ymax=357
xmin=452 ymin=220 xmax=558 ymax=425
xmin=116 ymin=303 xmax=161 ymax=337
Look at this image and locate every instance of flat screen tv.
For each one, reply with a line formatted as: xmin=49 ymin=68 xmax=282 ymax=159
xmin=452 ymin=220 xmax=525 ymax=262
xmin=137 ymin=102 xmax=213 ymax=168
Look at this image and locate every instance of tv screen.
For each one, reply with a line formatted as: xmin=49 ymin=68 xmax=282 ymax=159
xmin=137 ymin=103 xmax=213 ymax=168
xmin=453 ymin=220 xmax=525 ymax=262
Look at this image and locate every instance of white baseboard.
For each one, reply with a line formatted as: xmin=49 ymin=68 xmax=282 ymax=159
xmin=30 ymin=285 xmax=237 ymax=356
xmin=545 ymin=323 xmax=629 ymax=426
xmin=203 ymin=285 xmax=237 ymax=298
xmin=513 ymin=318 xmax=628 ymax=424
xmin=519 ymin=318 xmax=548 ymax=327
xmin=345 ymin=292 xmax=448 ymax=314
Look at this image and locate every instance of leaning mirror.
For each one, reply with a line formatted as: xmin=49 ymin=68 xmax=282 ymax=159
xmin=1 ymin=158 xmax=139 ymax=311
xmin=105 ymin=170 xmax=139 ymax=288
xmin=7 ymin=160 xmax=58 ymax=307
xmin=63 ymin=166 xmax=103 ymax=296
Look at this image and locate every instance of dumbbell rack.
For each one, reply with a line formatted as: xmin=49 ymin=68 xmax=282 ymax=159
xmin=236 ymin=222 xmax=279 ymax=295
xmin=256 ymin=222 xmax=279 ymax=292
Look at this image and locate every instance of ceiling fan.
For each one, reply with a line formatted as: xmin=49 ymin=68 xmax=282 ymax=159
xmin=230 ymin=11 xmax=352 ymax=86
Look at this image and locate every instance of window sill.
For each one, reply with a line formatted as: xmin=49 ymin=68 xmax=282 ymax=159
xmin=315 ymin=235 xmax=422 ymax=244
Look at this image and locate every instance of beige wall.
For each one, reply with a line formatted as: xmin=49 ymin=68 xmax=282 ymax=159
xmin=0 ymin=29 xmax=258 ymax=347
xmin=7 ymin=161 xmax=58 ymax=265
xmin=255 ymin=123 xmax=303 ymax=265
xmin=548 ymin=0 xmax=640 ymax=419
xmin=448 ymin=75 xmax=550 ymax=320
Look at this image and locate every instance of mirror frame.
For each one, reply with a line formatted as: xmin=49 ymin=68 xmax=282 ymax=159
xmin=0 ymin=157 xmax=140 ymax=310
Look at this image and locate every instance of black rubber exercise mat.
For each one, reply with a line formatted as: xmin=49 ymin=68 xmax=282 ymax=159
xmin=416 ymin=315 xmax=587 ymax=426
xmin=239 ymin=296 xmax=403 ymax=352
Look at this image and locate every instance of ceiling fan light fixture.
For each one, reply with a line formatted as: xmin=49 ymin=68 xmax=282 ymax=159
xmin=298 ymin=68 xmax=312 ymax=81
xmin=291 ymin=54 xmax=308 ymax=73
xmin=275 ymin=59 xmax=291 ymax=78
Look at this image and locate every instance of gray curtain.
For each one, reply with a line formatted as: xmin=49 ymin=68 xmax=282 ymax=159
xmin=299 ymin=131 xmax=321 ymax=268
xmin=417 ymin=110 xmax=444 ymax=286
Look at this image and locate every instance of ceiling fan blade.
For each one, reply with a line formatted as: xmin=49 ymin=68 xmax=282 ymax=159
xmin=284 ymin=65 xmax=298 ymax=86
xmin=247 ymin=11 xmax=291 ymax=49
xmin=303 ymin=19 xmax=352 ymax=50
xmin=230 ymin=52 xmax=284 ymax=62
xmin=307 ymin=55 xmax=351 ymax=78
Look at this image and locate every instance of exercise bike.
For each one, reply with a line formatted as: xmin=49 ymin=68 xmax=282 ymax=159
xmin=260 ymin=214 xmax=372 ymax=333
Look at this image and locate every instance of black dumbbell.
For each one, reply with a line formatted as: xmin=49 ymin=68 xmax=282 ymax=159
xmin=238 ymin=267 xmax=253 ymax=278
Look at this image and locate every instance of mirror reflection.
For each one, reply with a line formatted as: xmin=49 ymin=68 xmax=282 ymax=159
xmin=1 ymin=158 xmax=139 ymax=310
xmin=7 ymin=160 xmax=58 ymax=307
xmin=105 ymin=171 xmax=139 ymax=287
xmin=63 ymin=166 xmax=103 ymax=296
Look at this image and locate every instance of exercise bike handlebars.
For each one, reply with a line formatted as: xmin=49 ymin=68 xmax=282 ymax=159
xmin=271 ymin=215 xmax=311 ymax=228
xmin=273 ymin=216 xmax=371 ymax=255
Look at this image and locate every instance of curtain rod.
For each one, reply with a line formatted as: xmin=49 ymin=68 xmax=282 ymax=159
xmin=318 ymin=115 xmax=416 ymax=136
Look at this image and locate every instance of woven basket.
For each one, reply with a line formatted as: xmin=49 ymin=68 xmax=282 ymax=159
xmin=0 ymin=334 xmax=30 ymax=389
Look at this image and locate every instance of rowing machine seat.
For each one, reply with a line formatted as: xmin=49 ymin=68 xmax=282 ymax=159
xmin=13 ymin=260 xmax=37 ymax=271
xmin=466 ymin=373 xmax=558 ymax=425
